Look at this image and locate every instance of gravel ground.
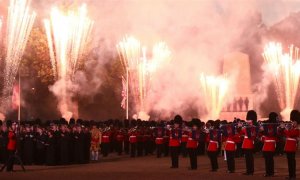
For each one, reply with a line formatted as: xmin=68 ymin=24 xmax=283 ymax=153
xmin=0 ymin=153 xmax=299 ymax=180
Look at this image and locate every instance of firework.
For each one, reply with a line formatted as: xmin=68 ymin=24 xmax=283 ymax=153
xmin=2 ymin=0 xmax=36 ymax=110
xmin=44 ymin=4 xmax=93 ymax=120
xmin=117 ymin=37 xmax=171 ymax=119
xmin=200 ymin=74 xmax=229 ymax=120
xmin=262 ymin=42 xmax=300 ymax=118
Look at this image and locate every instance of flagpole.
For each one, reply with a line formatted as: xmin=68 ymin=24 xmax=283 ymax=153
xmin=126 ymin=68 xmax=129 ymax=119
xmin=18 ymin=72 xmax=21 ymax=122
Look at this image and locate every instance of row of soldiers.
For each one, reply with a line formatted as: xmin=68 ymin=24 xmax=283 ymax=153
xmin=167 ymin=110 xmax=300 ymax=180
xmin=0 ymin=110 xmax=299 ymax=179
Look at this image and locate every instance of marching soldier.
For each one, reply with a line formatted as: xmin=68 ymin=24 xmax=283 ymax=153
xmin=169 ymin=115 xmax=182 ymax=168
xmin=281 ymin=110 xmax=300 ymax=180
xmin=181 ymin=122 xmax=189 ymax=157
xmin=101 ymin=126 xmax=111 ymax=157
xmin=206 ymin=121 xmax=220 ymax=172
xmin=129 ymin=125 xmax=138 ymax=158
xmin=186 ymin=119 xmax=201 ymax=170
xmin=261 ymin=112 xmax=278 ymax=177
xmin=222 ymin=123 xmax=239 ymax=173
xmin=115 ymin=127 xmax=124 ymax=156
xmin=6 ymin=121 xmax=17 ymax=171
xmin=242 ymin=110 xmax=258 ymax=175
xmin=154 ymin=122 xmax=165 ymax=158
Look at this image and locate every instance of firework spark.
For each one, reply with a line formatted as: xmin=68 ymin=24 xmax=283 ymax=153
xmin=117 ymin=36 xmax=171 ymax=119
xmin=262 ymin=42 xmax=300 ymax=119
xmin=200 ymin=74 xmax=229 ymax=120
xmin=44 ymin=4 xmax=93 ymax=120
xmin=2 ymin=0 xmax=36 ymax=111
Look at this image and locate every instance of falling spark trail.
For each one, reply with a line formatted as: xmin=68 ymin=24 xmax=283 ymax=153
xmin=262 ymin=42 xmax=300 ymax=119
xmin=200 ymin=74 xmax=229 ymax=120
xmin=2 ymin=0 xmax=36 ymax=112
xmin=117 ymin=36 xmax=171 ymax=119
xmin=44 ymin=4 xmax=93 ymax=120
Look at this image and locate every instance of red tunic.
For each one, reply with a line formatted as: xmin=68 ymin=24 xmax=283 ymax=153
xmin=102 ymin=131 xmax=111 ymax=143
xmin=262 ymin=136 xmax=276 ymax=152
xmin=206 ymin=130 xmax=219 ymax=152
xmin=186 ymin=131 xmax=200 ymax=149
xmin=241 ymin=127 xmax=257 ymax=149
xmin=7 ymin=131 xmax=16 ymax=151
xmin=225 ymin=136 xmax=237 ymax=151
xmin=169 ymin=128 xmax=181 ymax=147
xmin=284 ymin=129 xmax=299 ymax=152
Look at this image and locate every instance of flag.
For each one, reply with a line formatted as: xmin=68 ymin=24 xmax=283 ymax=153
xmin=121 ymin=76 xmax=127 ymax=109
xmin=12 ymin=83 xmax=20 ymax=110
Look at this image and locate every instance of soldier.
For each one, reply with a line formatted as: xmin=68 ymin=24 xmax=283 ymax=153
xmin=261 ymin=112 xmax=278 ymax=177
xmin=115 ymin=126 xmax=124 ymax=156
xmin=129 ymin=123 xmax=137 ymax=157
xmin=90 ymin=122 xmax=101 ymax=161
xmin=242 ymin=110 xmax=258 ymax=175
xmin=45 ymin=130 xmax=56 ymax=166
xmin=60 ymin=123 xmax=70 ymax=165
xmin=0 ymin=122 xmax=8 ymax=166
xmin=101 ymin=125 xmax=111 ymax=157
xmin=281 ymin=110 xmax=300 ymax=180
xmin=206 ymin=121 xmax=220 ymax=172
xmin=222 ymin=123 xmax=239 ymax=173
xmin=169 ymin=115 xmax=182 ymax=168
xmin=6 ymin=121 xmax=17 ymax=171
xmin=181 ymin=122 xmax=189 ymax=157
xmin=73 ymin=125 xmax=85 ymax=164
xmin=22 ymin=123 xmax=34 ymax=165
xmin=154 ymin=122 xmax=165 ymax=158
xmin=35 ymin=125 xmax=47 ymax=165
xmin=187 ymin=119 xmax=201 ymax=170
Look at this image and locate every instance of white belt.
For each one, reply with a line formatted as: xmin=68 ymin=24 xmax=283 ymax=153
xmin=226 ymin=141 xmax=235 ymax=144
xmin=265 ymin=140 xmax=275 ymax=142
xmin=182 ymin=135 xmax=188 ymax=137
xmin=286 ymin=138 xmax=297 ymax=141
xmin=188 ymin=138 xmax=194 ymax=140
xmin=210 ymin=140 xmax=218 ymax=143
xmin=244 ymin=136 xmax=249 ymax=139
xmin=130 ymin=136 xmax=136 ymax=138
xmin=103 ymin=136 xmax=109 ymax=138
xmin=156 ymin=137 xmax=163 ymax=139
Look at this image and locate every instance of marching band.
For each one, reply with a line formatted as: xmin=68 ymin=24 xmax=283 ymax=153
xmin=0 ymin=110 xmax=299 ymax=179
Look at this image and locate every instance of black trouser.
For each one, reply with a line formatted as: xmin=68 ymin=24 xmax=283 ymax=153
xmin=226 ymin=151 xmax=235 ymax=172
xmin=137 ymin=142 xmax=144 ymax=156
xmin=170 ymin=146 xmax=179 ymax=168
xmin=235 ymin=143 xmax=242 ymax=157
xmin=244 ymin=149 xmax=254 ymax=174
xmin=116 ymin=141 xmax=123 ymax=155
xmin=102 ymin=143 xmax=109 ymax=157
xmin=181 ymin=142 xmax=187 ymax=157
xmin=197 ymin=141 xmax=205 ymax=155
xmin=286 ymin=152 xmax=296 ymax=178
xmin=130 ymin=143 xmax=136 ymax=157
xmin=188 ymin=148 xmax=197 ymax=169
xmin=207 ymin=151 xmax=218 ymax=170
xmin=163 ymin=141 xmax=169 ymax=156
xmin=263 ymin=151 xmax=274 ymax=175
xmin=124 ymin=141 xmax=129 ymax=154
xmin=6 ymin=150 xmax=15 ymax=172
xmin=156 ymin=144 xmax=163 ymax=158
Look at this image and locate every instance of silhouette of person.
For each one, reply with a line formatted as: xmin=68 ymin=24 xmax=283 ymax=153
xmin=238 ymin=97 xmax=243 ymax=112
xmin=233 ymin=98 xmax=238 ymax=112
xmin=244 ymin=97 xmax=249 ymax=111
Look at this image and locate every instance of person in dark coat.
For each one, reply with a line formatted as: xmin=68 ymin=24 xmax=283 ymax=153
xmin=22 ymin=125 xmax=35 ymax=165
xmin=0 ymin=123 xmax=8 ymax=165
xmin=59 ymin=124 xmax=70 ymax=165
xmin=46 ymin=130 xmax=56 ymax=166
xmin=73 ymin=125 xmax=85 ymax=164
xmin=35 ymin=126 xmax=47 ymax=165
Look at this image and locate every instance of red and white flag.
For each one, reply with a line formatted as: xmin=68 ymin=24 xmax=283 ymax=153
xmin=121 ymin=76 xmax=127 ymax=109
xmin=12 ymin=83 xmax=20 ymax=110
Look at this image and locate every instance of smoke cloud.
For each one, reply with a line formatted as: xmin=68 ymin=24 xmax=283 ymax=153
xmin=2 ymin=0 xmax=300 ymax=120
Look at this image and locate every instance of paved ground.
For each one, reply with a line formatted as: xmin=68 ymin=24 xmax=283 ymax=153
xmin=0 ymin=153 xmax=298 ymax=180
